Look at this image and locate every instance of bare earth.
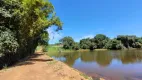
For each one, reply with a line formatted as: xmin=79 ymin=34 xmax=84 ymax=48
xmin=0 ymin=53 xmax=92 ymax=80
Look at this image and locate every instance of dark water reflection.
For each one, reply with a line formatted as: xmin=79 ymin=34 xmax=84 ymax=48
xmin=48 ymin=50 xmax=142 ymax=80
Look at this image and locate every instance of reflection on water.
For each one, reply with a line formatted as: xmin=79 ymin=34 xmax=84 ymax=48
xmin=48 ymin=50 xmax=142 ymax=80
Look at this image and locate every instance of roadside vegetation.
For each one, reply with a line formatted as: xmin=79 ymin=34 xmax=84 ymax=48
xmin=0 ymin=0 xmax=62 ymax=69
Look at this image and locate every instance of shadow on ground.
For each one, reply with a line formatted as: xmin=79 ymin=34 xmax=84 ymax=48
xmin=16 ymin=53 xmax=53 ymax=67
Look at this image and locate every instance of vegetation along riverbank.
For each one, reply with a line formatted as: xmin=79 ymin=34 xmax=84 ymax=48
xmin=0 ymin=0 xmax=62 ymax=69
xmin=40 ymin=34 xmax=142 ymax=53
xmin=55 ymin=34 xmax=142 ymax=51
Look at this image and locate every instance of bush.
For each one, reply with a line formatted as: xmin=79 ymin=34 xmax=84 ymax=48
xmin=105 ymin=39 xmax=124 ymax=50
xmin=42 ymin=46 xmax=48 ymax=52
xmin=80 ymin=38 xmax=91 ymax=49
xmin=0 ymin=27 xmax=19 ymax=56
xmin=0 ymin=0 xmax=62 ymax=69
xmin=60 ymin=36 xmax=75 ymax=49
xmin=73 ymin=43 xmax=80 ymax=50
xmin=132 ymin=42 xmax=142 ymax=48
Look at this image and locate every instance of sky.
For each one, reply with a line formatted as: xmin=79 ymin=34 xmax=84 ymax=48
xmin=48 ymin=0 xmax=142 ymax=44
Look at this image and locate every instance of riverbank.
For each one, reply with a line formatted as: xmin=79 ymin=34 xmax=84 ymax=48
xmin=0 ymin=52 xmax=95 ymax=80
xmin=37 ymin=46 xmax=108 ymax=53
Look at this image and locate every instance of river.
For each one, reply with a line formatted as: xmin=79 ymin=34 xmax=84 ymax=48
xmin=48 ymin=50 xmax=142 ymax=80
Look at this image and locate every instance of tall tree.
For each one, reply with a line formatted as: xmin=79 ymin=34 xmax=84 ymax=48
xmin=94 ymin=34 xmax=109 ymax=48
xmin=117 ymin=35 xmax=138 ymax=48
xmin=0 ymin=0 xmax=62 ymax=68
xmin=60 ymin=36 xmax=75 ymax=49
xmin=80 ymin=38 xmax=91 ymax=49
xmin=105 ymin=39 xmax=124 ymax=50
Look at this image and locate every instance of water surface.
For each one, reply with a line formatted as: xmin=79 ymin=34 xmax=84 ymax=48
xmin=48 ymin=50 xmax=142 ymax=80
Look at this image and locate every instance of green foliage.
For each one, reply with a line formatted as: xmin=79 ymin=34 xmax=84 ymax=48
xmin=62 ymin=34 xmax=142 ymax=51
xmin=42 ymin=46 xmax=48 ymax=52
xmin=137 ymin=37 xmax=142 ymax=44
xmin=80 ymin=38 xmax=91 ymax=49
xmin=60 ymin=36 xmax=75 ymax=49
xmin=0 ymin=0 xmax=62 ymax=68
xmin=132 ymin=42 xmax=142 ymax=48
xmin=105 ymin=39 xmax=123 ymax=50
xmin=117 ymin=35 xmax=138 ymax=48
xmin=94 ymin=34 xmax=109 ymax=48
xmin=0 ymin=27 xmax=19 ymax=56
xmin=73 ymin=43 xmax=80 ymax=50
xmin=88 ymin=39 xmax=97 ymax=50
xmin=79 ymin=34 xmax=109 ymax=50
xmin=0 ymin=0 xmax=19 ymax=56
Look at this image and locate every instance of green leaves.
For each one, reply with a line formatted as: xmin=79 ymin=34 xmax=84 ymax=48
xmin=0 ymin=0 xmax=62 ymax=68
xmin=0 ymin=0 xmax=62 ymax=56
xmin=60 ymin=36 xmax=75 ymax=49
xmin=0 ymin=26 xmax=19 ymax=56
xmin=117 ymin=35 xmax=141 ymax=48
xmin=105 ymin=39 xmax=123 ymax=50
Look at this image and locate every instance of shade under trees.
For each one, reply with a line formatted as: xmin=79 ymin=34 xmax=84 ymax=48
xmin=0 ymin=0 xmax=62 ymax=68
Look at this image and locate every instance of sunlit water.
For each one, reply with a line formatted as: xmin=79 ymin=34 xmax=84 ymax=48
xmin=48 ymin=50 xmax=142 ymax=80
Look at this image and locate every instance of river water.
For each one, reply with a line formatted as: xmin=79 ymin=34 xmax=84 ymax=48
xmin=48 ymin=50 xmax=142 ymax=80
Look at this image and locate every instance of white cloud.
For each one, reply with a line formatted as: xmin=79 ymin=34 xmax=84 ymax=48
xmin=47 ymin=27 xmax=63 ymax=44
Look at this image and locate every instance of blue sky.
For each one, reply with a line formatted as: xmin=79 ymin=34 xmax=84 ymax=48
xmin=48 ymin=0 xmax=142 ymax=44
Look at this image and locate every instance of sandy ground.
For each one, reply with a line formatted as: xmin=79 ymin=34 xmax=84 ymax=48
xmin=0 ymin=53 xmax=93 ymax=80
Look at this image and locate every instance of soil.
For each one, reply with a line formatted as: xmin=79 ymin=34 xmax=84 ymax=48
xmin=0 ymin=52 xmax=93 ymax=80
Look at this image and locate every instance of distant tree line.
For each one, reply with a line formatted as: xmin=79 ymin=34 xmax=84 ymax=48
xmin=60 ymin=34 xmax=142 ymax=50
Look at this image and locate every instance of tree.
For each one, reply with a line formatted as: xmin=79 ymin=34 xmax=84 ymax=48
xmin=105 ymin=39 xmax=124 ymax=50
xmin=80 ymin=38 xmax=91 ymax=49
xmin=117 ymin=35 xmax=138 ymax=48
xmin=0 ymin=0 xmax=62 ymax=68
xmin=0 ymin=0 xmax=20 ymax=56
xmin=132 ymin=42 xmax=142 ymax=48
xmin=94 ymin=34 xmax=109 ymax=48
xmin=60 ymin=37 xmax=75 ymax=49
xmin=80 ymin=38 xmax=97 ymax=50
xmin=89 ymin=39 xmax=97 ymax=50
xmin=73 ymin=43 xmax=80 ymax=50
xmin=137 ymin=37 xmax=142 ymax=44
xmin=0 ymin=27 xmax=19 ymax=57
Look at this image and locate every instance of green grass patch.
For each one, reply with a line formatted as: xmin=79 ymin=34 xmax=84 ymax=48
xmin=47 ymin=60 xmax=57 ymax=65
xmin=43 ymin=45 xmax=77 ymax=53
xmin=80 ymin=73 xmax=93 ymax=80
xmin=94 ymin=49 xmax=108 ymax=51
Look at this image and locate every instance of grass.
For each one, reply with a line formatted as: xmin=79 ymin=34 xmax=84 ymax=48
xmin=47 ymin=46 xmax=75 ymax=53
xmin=80 ymin=73 xmax=93 ymax=80
xmin=94 ymin=49 xmax=107 ymax=51
xmin=47 ymin=60 xmax=57 ymax=65
xmin=36 ymin=45 xmax=90 ymax=53
xmin=36 ymin=45 xmax=109 ymax=54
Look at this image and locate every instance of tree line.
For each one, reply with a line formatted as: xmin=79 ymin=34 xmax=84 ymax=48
xmin=60 ymin=34 xmax=142 ymax=50
xmin=0 ymin=0 xmax=62 ymax=69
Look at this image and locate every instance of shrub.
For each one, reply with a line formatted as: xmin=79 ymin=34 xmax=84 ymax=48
xmin=73 ymin=43 xmax=80 ymax=50
xmin=105 ymin=39 xmax=124 ymax=50
xmin=42 ymin=46 xmax=48 ymax=52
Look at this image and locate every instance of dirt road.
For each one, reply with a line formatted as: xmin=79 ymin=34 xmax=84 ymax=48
xmin=0 ymin=53 xmax=92 ymax=80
